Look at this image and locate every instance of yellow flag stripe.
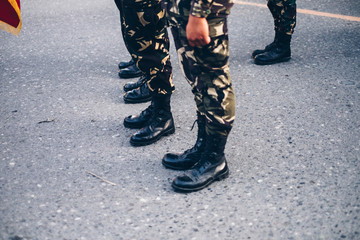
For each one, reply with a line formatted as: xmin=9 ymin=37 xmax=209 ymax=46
xmin=0 ymin=0 xmax=22 ymax=35
xmin=234 ymin=0 xmax=360 ymax=22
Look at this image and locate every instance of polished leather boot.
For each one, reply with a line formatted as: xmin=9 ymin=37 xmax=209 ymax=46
xmin=130 ymin=94 xmax=175 ymax=146
xmin=123 ymin=82 xmax=152 ymax=104
xmin=172 ymin=135 xmax=229 ymax=192
xmin=252 ymin=32 xmax=280 ymax=58
xmin=123 ymin=102 xmax=154 ymax=129
xmin=118 ymin=59 xmax=135 ymax=70
xmin=162 ymin=112 xmax=206 ymax=170
xmin=254 ymin=33 xmax=291 ymax=65
xmin=123 ymin=75 xmax=148 ymax=92
xmin=118 ymin=63 xmax=143 ymax=79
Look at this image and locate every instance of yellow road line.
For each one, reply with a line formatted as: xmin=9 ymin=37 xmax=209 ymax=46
xmin=234 ymin=0 xmax=360 ymax=22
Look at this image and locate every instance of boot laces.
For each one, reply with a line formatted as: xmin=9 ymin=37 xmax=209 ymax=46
xmin=190 ymin=119 xmax=198 ymax=131
xmin=182 ymin=119 xmax=202 ymax=154
xmin=187 ymin=157 xmax=212 ymax=180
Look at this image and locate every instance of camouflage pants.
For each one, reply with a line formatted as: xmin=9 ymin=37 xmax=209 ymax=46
xmin=115 ymin=0 xmax=174 ymax=94
xmin=114 ymin=0 xmax=127 ymax=50
xmin=166 ymin=2 xmax=235 ymax=136
xmin=268 ymin=0 xmax=296 ymax=35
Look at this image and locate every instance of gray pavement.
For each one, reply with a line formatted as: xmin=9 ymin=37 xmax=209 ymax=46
xmin=0 ymin=0 xmax=359 ymax=239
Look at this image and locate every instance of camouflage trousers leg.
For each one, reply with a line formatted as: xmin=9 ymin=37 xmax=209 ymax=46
xmin=268 ymin=0 xmax=296 ymax=35
xmin=170 ymin=17 xmax=235 ymax=136
xmin=114 ymin=0 xmax=128 ymax=51
xmin=122 ymin=1 xmax=174 ymax=94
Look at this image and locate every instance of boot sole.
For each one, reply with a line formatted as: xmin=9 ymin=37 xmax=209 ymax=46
xmin=254 ymin=56 xmax=291 ymax=65
xmin=130 ymin=126 xmax=175 ymax=147
xmin=172 ymin=166 xmax=229 ymax=193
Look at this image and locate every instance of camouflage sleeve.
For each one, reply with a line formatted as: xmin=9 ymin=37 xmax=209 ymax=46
xmin=190 ymin=0 xmax=214 ymax=18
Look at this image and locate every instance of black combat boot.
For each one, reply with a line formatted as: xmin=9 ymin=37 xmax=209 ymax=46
xmin=162 ymin=112 xmax=206 ymax=170
xmin=123 ymin=82 xmax=152 ymax=104
xmin=252 ymin=31 xmax=280 ymax=58
xmin=123 ymin=102 xmax=154 ymax=129
xmin=118 ymin=63 xmax=143 ymax=79
xmin=254 ymin=32 xmax=291 ymax=65
xmin=172 ymin=134 xmax=229 ymax=192
xmin=123 ymin=75 xmax=148 ymax=92
xmin=130 ymin=94 xmax=175 ymax=146
xmin=118 ymin=59 xmax=135 ymax=70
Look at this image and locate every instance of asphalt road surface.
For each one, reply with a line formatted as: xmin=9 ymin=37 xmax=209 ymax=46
xmin=1 ymin=0 xmax=359 ymax=239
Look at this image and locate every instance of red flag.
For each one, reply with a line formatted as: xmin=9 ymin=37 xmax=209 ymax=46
xmin=0 ymin=0 xmax=21 ymax=35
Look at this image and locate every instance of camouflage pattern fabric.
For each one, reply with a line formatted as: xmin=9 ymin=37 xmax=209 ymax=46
xmin=268 ymin=0 xmax=296 ymax=35
xmin=166 ymin=0 xmax=235 ymax=136
xmin=119 ymin=0 xmax=174 ymax=95
xmin=114 ymin=0 xmax=127 ymax=48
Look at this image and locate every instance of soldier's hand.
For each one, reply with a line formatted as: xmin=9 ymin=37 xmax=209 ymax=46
xmin=186 ymin=15 xmax=211 ymax=47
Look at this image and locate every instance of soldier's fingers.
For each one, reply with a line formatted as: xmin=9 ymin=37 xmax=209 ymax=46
xmin=196 ymin=39 xmax=205 ymax=46
xmin=188 ymin=39 xmax=200 ymax=47
xmin=188 ymin=36 xmax=211 ymax=47
xmin=188 ymin=39 xmax=195 ymax=47
xmin=195 ymin=37 xmax=210 ymax=47
xmin=204 ymin=36 xmax=211 ymax=45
